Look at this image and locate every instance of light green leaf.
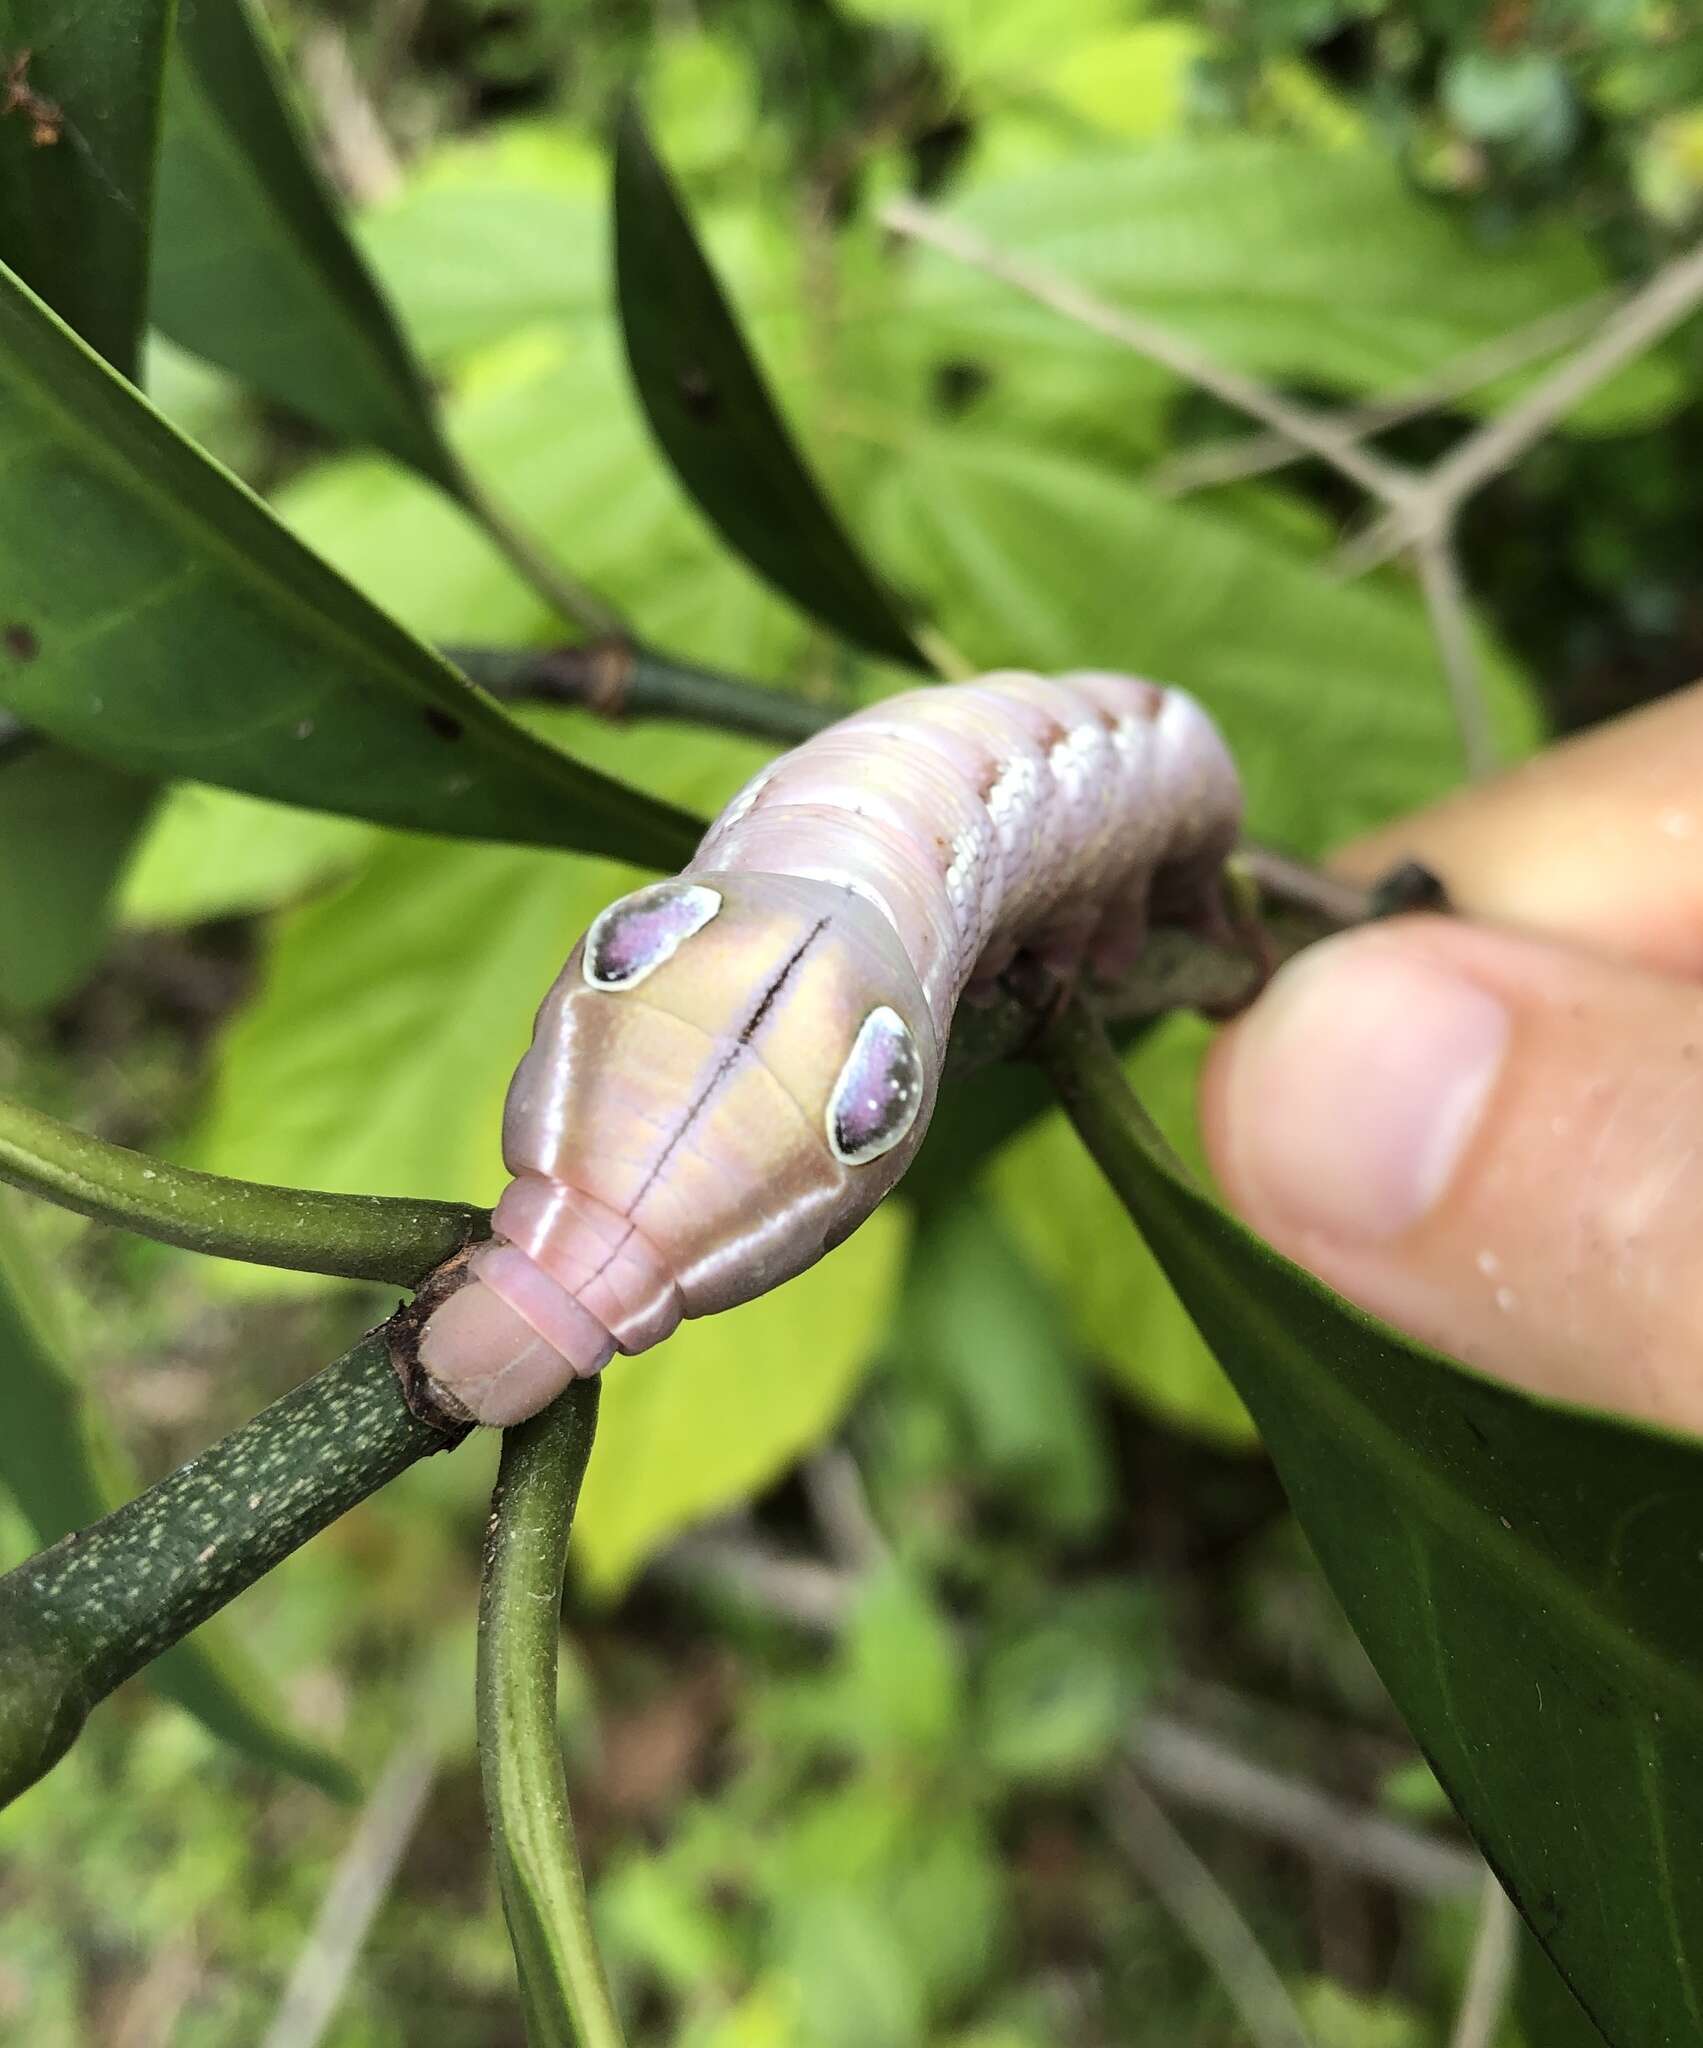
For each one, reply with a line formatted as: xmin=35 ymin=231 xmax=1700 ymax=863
xmin=119 ymin=784 xmax=372 ymax=928
xmin=575 ymin=1207 xmax=903 ymax=1595
xmin=902 ymin=1194 xmax=1112 ymax=1531
xmin=154 ymin=0 xmax=456 ymax=487
xmin=991 ymin=1017 xmax=1251 ymax=1444
xmin=871 ymin=427 xmax=1540 ymax=852
xmin=356 ymin=125 xmax=608 ymax=366
xmin=0 ymin=266 xmax=698 ymax=865
xmin=274 ymin=330 xmax=810 ymax=680
xmin=974 ymin=1583 xmax=1156 ymax=1785
xmin=0 ymin=1191 xmax=351 ymax=1796
xmin=905 ymin=138 xmax=1679 ymax=432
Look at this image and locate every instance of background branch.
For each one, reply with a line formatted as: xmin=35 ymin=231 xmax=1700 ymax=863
xmin=1148 ymin=294 xmax=1610 ymax=499
xmin=1109 ymin=1767 xmax=1316 ymax=2048
xmin=879 ymin=195 xmax=1417 ymax=510
xmin=261 ymin=1722 xmax=446 ymax=2048
xmin=1448 ymin=1879 xmax=1520 ymax=2048
xmin=1336 ymin=236 xmax=1703 ymax=578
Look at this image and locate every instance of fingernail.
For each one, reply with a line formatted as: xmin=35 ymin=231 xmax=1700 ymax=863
xmin=1221 ymin=934 xmax=1509 ymax=1244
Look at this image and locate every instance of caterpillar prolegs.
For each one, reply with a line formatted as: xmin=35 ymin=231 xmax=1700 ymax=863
xmin=418 ymin=669 xmax=1243 ymax=1425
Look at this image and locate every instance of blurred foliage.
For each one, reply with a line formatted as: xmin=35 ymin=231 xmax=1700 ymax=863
xmin=6 ymin=0 xmax=1703 ymax=2039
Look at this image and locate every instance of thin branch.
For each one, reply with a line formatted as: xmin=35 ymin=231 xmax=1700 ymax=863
xmin=297 ymin=22 xmax=403 ymax=207
xmin=1412 ymin=529 xmax=1497 ymax=778
xmin=449 ymin=466 xmax=627 ymax=640
xmin=261 ymin=1728 xmax=443 ymax=2048
xmin=879 ymin=194 xmax=1417 ymax=511
xmin=0 ymin=1089 xmax=485 ymax=1286
xmin=1339 ymin=236 xmax=1703 ymax=577
xmin=1129 ymin=1717 xmax=1481 ymax=1902
xmin=1149 ymin=293 xmax=1611 ymax=499
xmin=477 ymin=1383 xmax=626 ymax=2048
xmin=453 ymin=638 xmax=835 ymax=748
xmin=802 ymin=1449 xmax=889 ymax=1571
xmin=1108 ymin=1767 xmax=1315 ymax=2048
xmin=1449 ymin=1877 xmax=1520 ymax=2048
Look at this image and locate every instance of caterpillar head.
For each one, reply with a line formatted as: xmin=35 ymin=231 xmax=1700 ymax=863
xmin=419 ymin=872 xmax=938 ymax=1424
xmin=517 ymin=871 xmax=943 ymax=1264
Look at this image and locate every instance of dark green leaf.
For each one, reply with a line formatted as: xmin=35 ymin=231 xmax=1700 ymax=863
xmin=0 ymin=1193 xmax=352 ymax=1798
xmin=0 ymin=264 xmax=700 ymax=865
xmin=0 ymin=5 xmax=174 ymax=993
xmin=0 ymin=747 xmax=156 ymax=1010
xmin=613 ymin=106 xmax=928 ymax=671
xmin=154 ymin=0 xmax=456 ymax=488
xmin=0 ymin=0 xmax=173 ymax=379
xmin=1043 ymin=1006 xmax=1703 ymax=2047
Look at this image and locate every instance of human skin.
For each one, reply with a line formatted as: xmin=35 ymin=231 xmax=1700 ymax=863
xmin=1199 ymin=681 xmax=1703 ymax=1437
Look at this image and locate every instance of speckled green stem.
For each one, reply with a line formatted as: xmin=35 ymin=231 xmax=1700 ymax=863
xmin=0 ymin=1090 xmax=486 ymax=1284
xmin=477 ymin=1382 xmax=624 ymax=2048
xmin=454 ymin=638 xmax=834 ymax=748
xmin=0 ymin=1329 xmax=468 ymax=1805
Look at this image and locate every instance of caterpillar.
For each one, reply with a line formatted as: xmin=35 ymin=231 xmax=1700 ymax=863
xmin=418 ymin=669 xmax=1242 ymax=1425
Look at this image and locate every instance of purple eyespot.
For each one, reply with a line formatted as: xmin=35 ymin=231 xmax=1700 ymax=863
xmin=827 ymin=1006 xmax=925 ymax=1166
xmin=584 ymin=883 xmax=722 ymax=990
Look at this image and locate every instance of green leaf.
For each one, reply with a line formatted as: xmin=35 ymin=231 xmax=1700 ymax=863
xmin=870 ymin=428 xmax=1540 ymax=850
xmin=0 ymin=0 xmax=173 ymax=379
xmin=153 ymin=0 xmax=456 ymax=489
xmin=902 ymin=1194 xmax=1113 ymax=1530
xmin=905 ymin=138 xmax=1679 ymax=434
xmin=355 ymin=125 xmax=607 ymax=366
xmin=273 ymin=327 xmax=811 ymax=678
xmin=0 ymin=746 xmax=157 ymax=1010
xmin=974 ymin=1583 xmax=1156 ymax=1785
xmin=0 ymin=264 xmax=698 ymax=864
xmin=1043 ymin=1006 xmax=1703 ymax=2046
xmin=0 ymin=1192 xmax=351 ymax=1797
xmin=0 ymin=6 xmax=173 ymax=1005
xmin=119 ymin=784 xmax=372 ymax=927
xmin=613 ymin=106 xmax=928 ymax=670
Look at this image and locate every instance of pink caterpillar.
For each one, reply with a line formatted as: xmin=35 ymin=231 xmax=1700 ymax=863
xmin=419 ymin=669 xmax=1241 ymax=1425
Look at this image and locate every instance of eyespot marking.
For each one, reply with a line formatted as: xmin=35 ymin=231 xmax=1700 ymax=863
xmin=828 ymin=1006 xmax=925 ymax=1166
xmin=584 ymin=883 xmax=722 ymax=990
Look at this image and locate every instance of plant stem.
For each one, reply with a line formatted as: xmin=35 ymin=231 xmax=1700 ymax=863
xmin=0 ymin=1329 xmax=468 ymax=1806
xmin=476 ymin=1382 xmax=624 ymax=2048
xmin=0 ymin=1091 xmax=486 ymax=1285
xmin=454 ymin=638 xmax=834 ymax=747
xmin=451 ymin=468 xmax=626 ymax=639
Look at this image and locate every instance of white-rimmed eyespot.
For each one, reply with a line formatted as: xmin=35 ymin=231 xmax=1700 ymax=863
xmin=827 ymin=1006 xmax=925 ymax=1166
xmin=583 ymin=883 xmax=722 ymax=990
